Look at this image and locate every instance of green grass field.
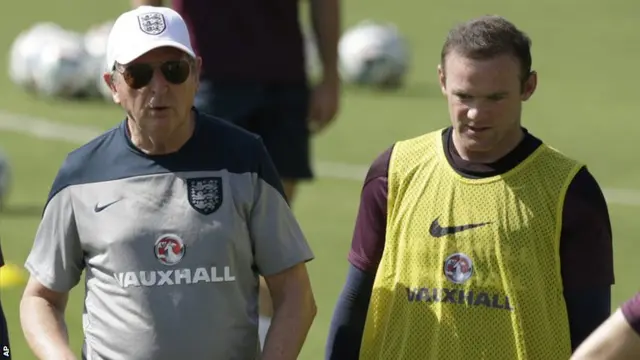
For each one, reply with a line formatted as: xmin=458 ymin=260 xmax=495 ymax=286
xmin=1 ymin=0 xmax=640 ymax=358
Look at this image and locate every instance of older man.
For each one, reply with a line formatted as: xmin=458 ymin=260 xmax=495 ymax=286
xmin=19 ymin=6 xmax=316 ymax=360
xmin=131 ymin=0 xmax=341 ymax=342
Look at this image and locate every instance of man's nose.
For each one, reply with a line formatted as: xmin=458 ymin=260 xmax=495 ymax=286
xmin=467 ymin=107 xmax=479 ymax=120
xmin=148 ymin=68 xmax=169 ymax=93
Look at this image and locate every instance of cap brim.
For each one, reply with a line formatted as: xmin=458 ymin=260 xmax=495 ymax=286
xmin=113 ymin=39 xmax=196 ymax=67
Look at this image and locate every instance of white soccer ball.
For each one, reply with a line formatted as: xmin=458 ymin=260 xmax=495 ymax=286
xmin=31 ymin=29 xmax=92 ymax=98
xmin=91 ymin=55 xmax=113 ymax=101
xmin=83 ymin=20 xmax=113 ymax=59
xmin=0 ymin=148 xmax=11 ymax=210
xmin=83 ymin=21 xmax=115 ymax=101
xmin=8 ymin=22 xmax=67 ymax=92
xmin=338 ymin=20 xmax=410 ymax=89
xmin=8 ymin=31 xmax=34 ymax=90
xmin=77 ymin=53 xmax=111 ymax=100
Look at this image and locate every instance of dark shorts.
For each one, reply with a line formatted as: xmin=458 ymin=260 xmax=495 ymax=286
xmin=194 ymin=80 xmax=313 ymax=181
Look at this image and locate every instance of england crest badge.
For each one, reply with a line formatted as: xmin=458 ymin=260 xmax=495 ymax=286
xmin=137 ymin=12 xmax=166 ymax=35
xmin=187 ymin=177 xmax=223 ymax=215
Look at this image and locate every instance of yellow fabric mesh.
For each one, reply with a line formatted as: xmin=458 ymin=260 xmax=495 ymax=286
xmin=359 ymin=130 xmax=582 ymax=360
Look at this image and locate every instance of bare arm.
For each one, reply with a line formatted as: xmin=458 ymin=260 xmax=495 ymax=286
xmin=131 ymin=0 xmax=163 ymax=7
xmin=571 ymin=309 xmax=640 ymax=360
xmin=20 ymin=277 xmax=75 ymax=360
xmin=261 ymin=263 xmax=317 ymax=360
xmin=309 ymin=0 xmax=340 ymax=82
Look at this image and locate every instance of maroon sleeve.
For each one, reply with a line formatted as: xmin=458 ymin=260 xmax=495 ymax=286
xmin=621 ymin=292 xmax=640 ymax=335
xmin=560 ymin=167 xmax=614 ymax=288
xmin=347 ymin=146 xmax=393 ymax=275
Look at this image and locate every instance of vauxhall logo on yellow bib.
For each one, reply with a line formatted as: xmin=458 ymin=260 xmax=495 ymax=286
xmin=405 ymin=250 xmax=514 ymax=311
xmin=443 ymin=253 xmax=473 ymax=284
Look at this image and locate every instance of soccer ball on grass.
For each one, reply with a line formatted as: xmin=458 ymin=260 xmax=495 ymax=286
xmin=8 ymin=22 xmax=66 ymax=92
xmin=8 ymin=22 xmax=93 ymax=99
xmin=338 ymin=20 xmax=410 ymax=90
xmin=31 ymin=29 xmax=93 ymax=99
xmin=83 ymin=20 xmax=115 ymax=101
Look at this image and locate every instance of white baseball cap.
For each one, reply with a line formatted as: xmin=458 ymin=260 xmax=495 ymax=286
xmin=106 ymin=6 xmax=195 ymax=71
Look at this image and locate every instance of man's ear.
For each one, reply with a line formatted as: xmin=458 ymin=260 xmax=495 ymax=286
xmin=103 ymin=72 xmax=120 ymax=104
xmin=437 ymin=64 xmax=447 ymax=95
xmin=521 ymin=70 xmax=538 ymax=101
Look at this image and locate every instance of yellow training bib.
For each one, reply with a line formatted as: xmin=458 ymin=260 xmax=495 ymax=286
xmin=359 ymin=130 xmax=583 ymax=360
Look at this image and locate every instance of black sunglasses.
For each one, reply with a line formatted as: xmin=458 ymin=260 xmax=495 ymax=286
xmin=115 ymin=59 xmax=192 ymax=89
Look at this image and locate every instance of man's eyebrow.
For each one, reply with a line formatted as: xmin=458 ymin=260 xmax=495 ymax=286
xmin=452 ymin=90 xmax=509 ymax=97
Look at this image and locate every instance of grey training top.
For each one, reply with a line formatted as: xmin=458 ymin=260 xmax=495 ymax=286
xmin=24 ymin=109 xmax=314 ymax=360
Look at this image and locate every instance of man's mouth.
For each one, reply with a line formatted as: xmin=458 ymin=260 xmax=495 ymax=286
xmin=467 ymin=125 xmax=490 ymax=133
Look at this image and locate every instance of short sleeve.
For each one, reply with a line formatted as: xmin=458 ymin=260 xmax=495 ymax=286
xmin=250 ymin=140 xmax=314 ymax=276
xmin=348 ymin=146 xmax=392 ymax=274
xmin=24 ymin=186 xmax=84 ymax=292
xmin=621 ymin=292 xmax=640 ymax=335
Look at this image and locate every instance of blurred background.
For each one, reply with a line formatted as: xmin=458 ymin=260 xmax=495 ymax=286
xmin=1 ymin=0 xmax=639 ymax=358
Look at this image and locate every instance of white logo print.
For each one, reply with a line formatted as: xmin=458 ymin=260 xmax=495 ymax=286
xmin=113 ymin=267 xmax=237 ymax=288
xmin=113 ymin=233 xmax=237 ymax=289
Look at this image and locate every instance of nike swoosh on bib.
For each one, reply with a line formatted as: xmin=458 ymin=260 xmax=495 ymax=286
xmin=94 ymin=199 xmax=121 ymax=213
xmin=429 ymin=217 xmax=490 ymax=238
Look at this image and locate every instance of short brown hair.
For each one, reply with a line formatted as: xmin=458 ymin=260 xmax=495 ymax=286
xmin=441 ymin=15 xmax=533 ymax=82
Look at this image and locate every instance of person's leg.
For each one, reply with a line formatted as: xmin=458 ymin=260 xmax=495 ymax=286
xmin=257 ymin=275 xmax=273 ymax=348
xmin=253 ymin=82 xmax=313 ymax=204
xmin=248 ymin=82 xmax=313 ymax=345
xmin=193 ymin=79 xmax=263 ymax=129
xmin=281 ymin=180 xmax=298 ymax=204
xmin=196 ymin=79 xmax=312 ymax=202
